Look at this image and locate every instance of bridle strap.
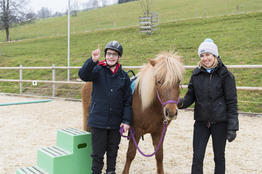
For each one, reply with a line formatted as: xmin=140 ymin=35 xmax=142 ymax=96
xmin=155 ymin=85 xmax=180 ymax=111
xmin=163 ymin=96 xmax=180 ymax=106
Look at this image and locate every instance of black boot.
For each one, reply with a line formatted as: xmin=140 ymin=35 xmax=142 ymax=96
xmin=104 ymin=172 xmax=116 ymax=174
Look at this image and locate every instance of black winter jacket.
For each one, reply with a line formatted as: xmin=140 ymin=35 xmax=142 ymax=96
xmin=78 ymin=57 xmax=133 ymax=129
xmin=180 ymin=60 xmax=239 ymax=131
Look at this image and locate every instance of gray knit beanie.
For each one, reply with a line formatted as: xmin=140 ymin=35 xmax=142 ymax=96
xmin=198 ymin=38 xmax=219 ymax=58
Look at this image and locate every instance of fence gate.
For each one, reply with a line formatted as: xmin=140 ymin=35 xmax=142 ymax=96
xmin=139 ymin=12 xmax=158 ymax=35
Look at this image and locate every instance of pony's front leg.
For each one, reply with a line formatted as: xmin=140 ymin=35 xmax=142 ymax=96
xmin=122 ymin=131 xmax=142 ymax=174
xmin=151 ymin=132 xmax=165 ymax=174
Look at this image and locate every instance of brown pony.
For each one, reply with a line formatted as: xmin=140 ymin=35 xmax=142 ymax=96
xmin=81 ymin=51 xmax=185 ymax=174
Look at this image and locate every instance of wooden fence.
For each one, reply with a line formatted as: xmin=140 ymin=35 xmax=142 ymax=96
xmin=139 ymin=12 xmax=158 ymax=35
xmin=0 ymin=64 xmax=262 ymax=98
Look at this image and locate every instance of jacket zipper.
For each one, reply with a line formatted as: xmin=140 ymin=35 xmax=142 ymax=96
xmin=207 ymin=71 xmax=213 ymax=126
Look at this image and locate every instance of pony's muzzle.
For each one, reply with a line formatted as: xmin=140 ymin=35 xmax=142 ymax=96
xmin=164 ymin=106 xmax=178 ymax=120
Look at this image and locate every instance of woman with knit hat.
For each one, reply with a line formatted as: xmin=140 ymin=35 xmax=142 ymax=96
xmin=178 ymin=39 xmax=239 ymax=174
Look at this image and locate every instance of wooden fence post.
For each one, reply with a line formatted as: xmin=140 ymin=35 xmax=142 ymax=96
xmin=52 ymin=64 xmax=56 ymax=97
xmin=20 ymin=65 xmax=22 ymax=94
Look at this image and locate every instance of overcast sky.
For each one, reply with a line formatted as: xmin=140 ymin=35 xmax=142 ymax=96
xmin=29 ymin=0 xmax=73 ymax=13
xmin=29 ymin=0 xmax=116 ymax=13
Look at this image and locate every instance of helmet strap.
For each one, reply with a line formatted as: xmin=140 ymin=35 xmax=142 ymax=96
xmin=105 ymin=58 xmax=119 ymax=68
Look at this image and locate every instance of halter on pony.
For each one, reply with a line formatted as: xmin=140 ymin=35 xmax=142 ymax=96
xmin=155 ymin=84 xmax=180 ymax=112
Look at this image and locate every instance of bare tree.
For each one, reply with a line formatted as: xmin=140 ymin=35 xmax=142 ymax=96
xmin=91 ymin=0 xmax=98 ymax=9
xmin=82 ymin=1 xmax=91 ymax=11
xmin=139 ymin=0 xmax=153 ymax=15
xmin=71 ymin=0 xmax=79 ymax=17
xmin=82 ymin=0 xmax=94 ymax=11
xmin=52 ymin=11 xmax=63 ymax=17
xmin=101 ymin=0 xmax=107 ymax=7
xmin=0 ymin=0 xmax=35 ymax=41
xmin=37 ymin=7 xmax=51 ymax=20
xmin=118 ymin=0 xmax=136 ymax=4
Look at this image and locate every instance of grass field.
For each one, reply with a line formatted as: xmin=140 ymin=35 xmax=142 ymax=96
xmin=0 ymin=0 xmax=262 ymax=42
xmin=0 ymin=2 xmax=261 ymax=113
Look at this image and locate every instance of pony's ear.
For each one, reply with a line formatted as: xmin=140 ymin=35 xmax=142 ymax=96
xmin=148 ymin=58 xmax=156 ymax=67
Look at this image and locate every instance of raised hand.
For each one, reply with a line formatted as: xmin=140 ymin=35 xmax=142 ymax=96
xmin=92 ymin=44 xmax=100 ymax=62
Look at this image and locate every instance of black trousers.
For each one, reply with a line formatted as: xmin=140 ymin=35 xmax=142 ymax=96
xmin=191 ymin=121 xmax=227 ymax=174
xmin=91 ymin=127 xmax=121 ymax=174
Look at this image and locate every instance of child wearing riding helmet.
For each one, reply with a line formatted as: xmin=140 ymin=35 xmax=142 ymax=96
xmin=178 ymin=38 xmax=239 ymax=174
xmin=78 ymin=41 xmax=133 ymax=174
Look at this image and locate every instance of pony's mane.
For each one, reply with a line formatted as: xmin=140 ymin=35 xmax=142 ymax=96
xmin=135 ymin=51 xmax=185 ymax=111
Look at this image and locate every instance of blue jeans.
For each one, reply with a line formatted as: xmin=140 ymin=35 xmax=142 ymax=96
xmin=191 ymin=121 xmax=227 ymax=174
xmin=91 ymin=127 xmax=121 ymax=174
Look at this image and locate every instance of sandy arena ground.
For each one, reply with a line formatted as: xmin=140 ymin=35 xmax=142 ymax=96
xmin=0 ymin=94 xmax=262 ymax=174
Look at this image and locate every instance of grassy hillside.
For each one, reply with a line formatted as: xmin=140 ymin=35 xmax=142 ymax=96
xmin=0 ymin=11 xmax=261 ymax=112
xmin=0 ymin=0 xmax=261 ymax=42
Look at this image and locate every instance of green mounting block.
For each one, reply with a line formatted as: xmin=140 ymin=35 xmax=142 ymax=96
xmin=16 ymin=128 xmax=92 ymax=174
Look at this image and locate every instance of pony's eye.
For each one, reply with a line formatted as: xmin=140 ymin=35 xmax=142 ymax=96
xmin=157 ymin=81 xmax=161 ymax=84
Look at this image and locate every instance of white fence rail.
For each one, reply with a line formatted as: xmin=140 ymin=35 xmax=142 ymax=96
xmin=0 ymin=65 xmax=262 ymax=97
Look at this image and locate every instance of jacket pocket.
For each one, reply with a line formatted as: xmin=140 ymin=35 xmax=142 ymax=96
xmin=215 ymin=101 xmax=227 ymax=121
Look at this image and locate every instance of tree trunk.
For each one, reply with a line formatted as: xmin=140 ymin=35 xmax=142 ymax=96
xmin=5 ymin=27 xmax=10 ymax=41
xmin=4 ymin=0 xmax=10 ymax=41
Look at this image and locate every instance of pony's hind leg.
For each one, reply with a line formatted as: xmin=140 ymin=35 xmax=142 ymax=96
xmin=122 ymin=131 xmax=142 ymax=174
xmin=151 ymin=132 xmax=165 ymax=174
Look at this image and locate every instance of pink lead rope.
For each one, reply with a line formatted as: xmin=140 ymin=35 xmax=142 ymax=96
xmin=119 ymin=122 xmax=168 ymax=157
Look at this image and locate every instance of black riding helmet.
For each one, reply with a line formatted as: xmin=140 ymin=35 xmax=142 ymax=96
xmin=104 ymin=41 xmax=123 ymax=57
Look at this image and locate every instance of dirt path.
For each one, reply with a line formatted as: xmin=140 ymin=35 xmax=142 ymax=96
xmin=0 ymin=95 xmax=261 ymax=174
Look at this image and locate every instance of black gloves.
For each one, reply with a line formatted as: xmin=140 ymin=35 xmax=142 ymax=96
xmin=227 ymin=130 xmax=236 ymax=142
xmin=177 ymin=100 xmax=184 ymax=109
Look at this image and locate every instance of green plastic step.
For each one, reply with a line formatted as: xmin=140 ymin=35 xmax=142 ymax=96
xmin=16 ymin=165 xmax=48 ymax=174
xmin=56 ymin=128 xmax=91 ymax=154
xmin=16 ymin=128 xmax=92 ymax=174
xmin=37 ymin=146 xmax=72 ymax=174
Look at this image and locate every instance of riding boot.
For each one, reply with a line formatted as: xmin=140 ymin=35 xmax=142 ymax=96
xmin=104 ymin=172 xmax=116 ymax=174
